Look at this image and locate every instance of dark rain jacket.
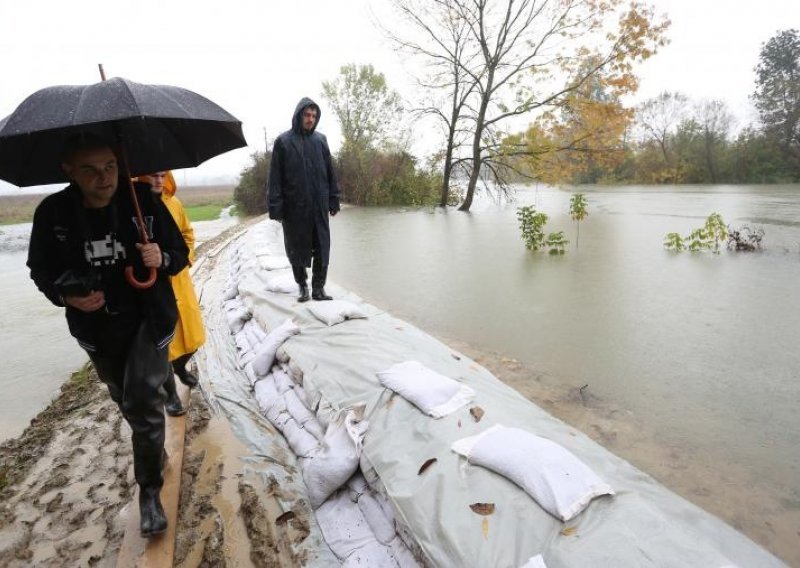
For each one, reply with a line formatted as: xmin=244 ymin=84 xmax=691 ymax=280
xmin=27 ymin=179 xmax=189 ymax=352
xmin=267 ymin=97 xmax=340 ymax=267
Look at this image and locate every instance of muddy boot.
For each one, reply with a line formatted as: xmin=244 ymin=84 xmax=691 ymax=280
xmin=139 ymin=486 xmax=167 ymax=537
xmin=163 ymin=374 xmax=186 ymax=417
xmin=173 ymin=354 xmax=198 ymax=388
xmin=298 ymin=282 xmax=310 ymax=303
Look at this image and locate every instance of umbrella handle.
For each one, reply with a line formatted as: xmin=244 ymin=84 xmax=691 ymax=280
xmin=120 ymin=148 xmax=158 ymax=290
xmin=125 ymin=265 xmax=157 ymax=289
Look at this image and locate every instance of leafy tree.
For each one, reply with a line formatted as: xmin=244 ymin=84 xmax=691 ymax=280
xmin=665 ymin=212 xmax=728 ymax=253
xmin=546 ymin=231 xmax=569 ymax=255
xmin=517 ymin=206 xmax=548 ymax=251
xmin=663 ymin=232 xmax=685 ymax=251
xmin=234 ymin=151 xmax=271 ymax=216
xmin=322 ymin=64 xmax=403 ymax=151
xmin=569 ymin=193 xmax=589 ymax=249
xmin=752 ymin=29 xmax=800 ymax=171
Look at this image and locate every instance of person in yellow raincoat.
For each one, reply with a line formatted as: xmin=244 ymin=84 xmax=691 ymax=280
xmin=146 ymin=171 xmax=206 ymax=415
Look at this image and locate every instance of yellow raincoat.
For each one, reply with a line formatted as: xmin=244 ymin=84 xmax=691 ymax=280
xmin=159 ymin=172 xmax=206 ymax=361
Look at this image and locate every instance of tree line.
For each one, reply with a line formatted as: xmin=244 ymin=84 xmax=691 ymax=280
xmin=236 ymin=3 xmax=797 ymax=216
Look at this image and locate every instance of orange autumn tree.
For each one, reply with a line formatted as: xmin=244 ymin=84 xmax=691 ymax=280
xmin=498 ymin=7 xmax=667 ymax=185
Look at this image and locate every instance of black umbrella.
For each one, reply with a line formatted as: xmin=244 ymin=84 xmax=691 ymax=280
xmin=0 ymin=76 xmax=247 ymax=287
xmin=0 ymin=76 xmax=247 ymax=186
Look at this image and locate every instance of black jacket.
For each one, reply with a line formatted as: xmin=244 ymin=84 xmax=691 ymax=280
xmin=267 ymin=97 xmax=340 ymax=267
xmin=27 ymin=179 xmax=189 ymax=351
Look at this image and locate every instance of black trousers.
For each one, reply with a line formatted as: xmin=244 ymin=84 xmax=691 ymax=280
xmin=291 ymin=224 xmax=328 ymax=288
xmin=88 ymin=317 xmax=168 ymax=489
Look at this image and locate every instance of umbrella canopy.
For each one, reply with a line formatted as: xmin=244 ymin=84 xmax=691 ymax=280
xmin=0 ymin=76 xmax=247 ymax=186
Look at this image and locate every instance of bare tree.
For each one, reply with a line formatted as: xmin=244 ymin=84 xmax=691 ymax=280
xmin=635 ymin=91 xmax=688 ymax=181
xmin=451 ymin=0 xmax=667 ymax=211
xmin=384 ymin=0 xmax=481 ymax=206
xmin=694 ymin=99 xmax=734 ymax=183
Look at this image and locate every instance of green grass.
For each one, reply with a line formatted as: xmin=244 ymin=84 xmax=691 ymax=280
xmin=0 ymin=184 xmax=235 ymax=225
xmin=186 ymin=203 xmax=229 ymax=222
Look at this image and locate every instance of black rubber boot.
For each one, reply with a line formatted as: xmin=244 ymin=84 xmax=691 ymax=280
xmin=172 ymin=353 xmax=198 ymax=388
xmin=298 ymin=282 xmax=310 ymax=303
xmin=312 ymin=287 xmax=333 ymax=301
xmin=139 ymin=486 xmax=167 ymax=537
xmin=311 ymin=262 xmax=332 ymax=300
xmin=163 ymin=373 xmax=186 ymax=417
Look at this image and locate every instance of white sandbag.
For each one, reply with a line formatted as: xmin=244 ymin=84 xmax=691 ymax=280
xmin=234 ymin=332 xmax=252 ymax=355
xmin=240 ymin=350 xmax=255 ymax=367
xmin=303 ymin=417 xmax=326 ymax=442
xmin=244 ymin=320 xmax=267 ymax=345
xmin=283 ymin=417 xmax=321 ymax=457
xmin=221 ymin=281 xmax=239 ymax=301
xmin=266 ymin=406 xmax=292 ymax=430
xmin=251 ymin=319 xmax=300 ymax=377
xmin=258 ymin=254 xmax=291 ymax=271
xmin=307 ymin=300 xmax=367 ymax=326
xmin=285 ymin=388 xmax=315 ymax=426
xmin=253 ymin=375 xmax=280 ymax=411
xmin=273 ymin=367 xmax=295 ymax=395
xmin=342 ymin=541 xmax=397 ymax=568
xmin=225 ymin=305 xmax=251 ymax=333
xmin=293 ymin=384 xmax=310 ymax=407
xmin=303 ymin=405 xmax=369 ymax=509
xmin=519 ymin=554 xmax=548 ymax=568
xmin=243 ymin=362 xmax=258 ymax=387
xmin=347 ymin=473 xmax=369 ymax=501
xmin=264 ymin=271 xmax=297 ymax=294
xmin=452 ymin=425 xmax=614 ymax=522
xmin=377 ymin=361 xmax=475 ymax=418
xmin=315 ymin=490 xmax=377 ymax=561
xmin=358 ymin=490 xmax=396 ymax=545
xmin=389 ymin=535 xmax=421 ymax=567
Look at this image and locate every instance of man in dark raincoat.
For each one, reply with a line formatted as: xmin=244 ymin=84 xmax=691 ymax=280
xmin=267 ymin=97 xmax=340 ymax=302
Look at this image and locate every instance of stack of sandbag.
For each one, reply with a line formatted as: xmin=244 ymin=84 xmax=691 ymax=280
xmin=222 ymin=233 xmax=421 ymax=566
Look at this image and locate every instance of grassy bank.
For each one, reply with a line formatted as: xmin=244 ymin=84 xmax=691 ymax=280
xmin=0 ymin=184 xmax=235 ymax=225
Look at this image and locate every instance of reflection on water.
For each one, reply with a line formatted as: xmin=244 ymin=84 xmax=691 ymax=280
xmin=330 ymin=184 xmax=800 ymax=491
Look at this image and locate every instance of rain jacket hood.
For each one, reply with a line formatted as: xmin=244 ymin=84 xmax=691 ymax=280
xmin=291 ymin=97 xmax=321 ymax=135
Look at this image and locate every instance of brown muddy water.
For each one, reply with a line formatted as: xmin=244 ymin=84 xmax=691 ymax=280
xmin=328 ymin=184 xmax=800 ymax=508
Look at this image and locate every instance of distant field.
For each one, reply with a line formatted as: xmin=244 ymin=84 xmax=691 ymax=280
xmin=0 ymin=184 xmax=235 ymax=225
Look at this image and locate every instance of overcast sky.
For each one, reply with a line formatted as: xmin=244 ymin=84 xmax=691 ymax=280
xmin=0 ymin=0 xmax=798 ymax=192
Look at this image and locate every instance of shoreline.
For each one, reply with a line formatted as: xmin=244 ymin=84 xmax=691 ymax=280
xmin=1 ymin=217 xmax=796 ymax=566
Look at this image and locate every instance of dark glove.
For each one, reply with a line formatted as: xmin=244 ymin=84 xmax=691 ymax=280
xmin=268 ymin=207 xmax=283 ymax=221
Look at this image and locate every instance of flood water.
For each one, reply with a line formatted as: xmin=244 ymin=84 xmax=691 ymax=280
xmin=329 ymin=184 xmax=800 ymax=495
xmin=2 ymin=185 xmax=798 ymax=500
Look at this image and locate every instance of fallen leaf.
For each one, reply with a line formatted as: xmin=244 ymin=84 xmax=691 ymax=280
xmin=482 ymin=517 xmax=489 ymax=539
xmin=276 ymin=511 xmax=296 ymax=525
xmin=385 ymin=393 xmax=397 ymax=408
xmin=451 ymin=353 xmax=461 ymax=360
xmin=469 ymin=406 xmax=485 ymax=422
xmin=458 ymin=419 xmax=462 ymax=428
xmin=418 ymin=458 xmax=437 ymax=475
xmin=560 ymin=526 xmax=577 ymax=536
xmin=469 ymin=503 xmax=495 ymax=515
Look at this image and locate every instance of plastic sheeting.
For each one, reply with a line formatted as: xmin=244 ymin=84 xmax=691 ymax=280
xmin=198 ymin=220 xmax=784 ymax=568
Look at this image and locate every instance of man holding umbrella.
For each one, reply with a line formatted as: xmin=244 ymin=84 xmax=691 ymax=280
xmin=27 ymin=134 xmax=189 ymax=537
